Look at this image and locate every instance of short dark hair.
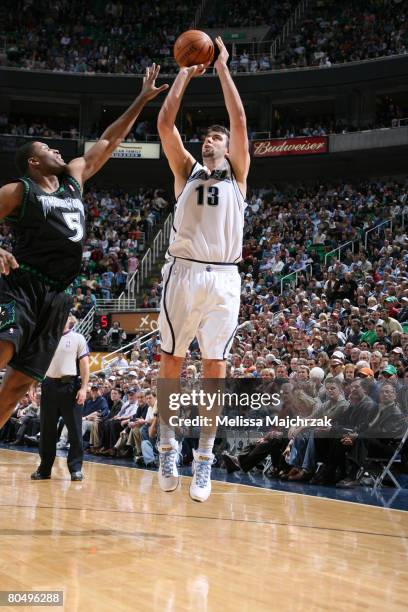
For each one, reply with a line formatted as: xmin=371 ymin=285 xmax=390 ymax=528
xmin=15 ymin=141 xmax=36 ymax=175
xmin=206 ymin=124 xmax=230 ymax=143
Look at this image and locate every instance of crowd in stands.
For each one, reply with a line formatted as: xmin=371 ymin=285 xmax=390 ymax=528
xmin=0 ymin=113 xmax=79 ymax=139
xmin=0 ymin=0 xmax=195 ymax=74
xmin=1 ymin=0 xmax=407 ymax=75
xmin=1 ymin=177 xmax=407 ymax=488
xmin=1 ymin=102 xmax=405 ymax=147
xmin=204 ymin=0 xmax=295 ymax=32
xmin=273 ymin=0 xmax=408 ymax=69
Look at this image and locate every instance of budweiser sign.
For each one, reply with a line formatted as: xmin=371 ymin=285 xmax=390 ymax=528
xmin=252 ymin=136 xmax=328 ymax=158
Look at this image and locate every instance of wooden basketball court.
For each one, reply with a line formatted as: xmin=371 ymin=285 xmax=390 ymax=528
xmin=0 ymin=448 xmax=407 ymax=611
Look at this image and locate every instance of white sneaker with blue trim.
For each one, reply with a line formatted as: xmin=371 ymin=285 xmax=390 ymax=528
xmin=190 ymin=449 xmax=214 ymax=502
xmin=158 ymin=443 xmax=179 ymax=492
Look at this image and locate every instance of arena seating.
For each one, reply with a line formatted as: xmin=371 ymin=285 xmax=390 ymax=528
xmin=1 ymin=0 xmax=407 ymax=74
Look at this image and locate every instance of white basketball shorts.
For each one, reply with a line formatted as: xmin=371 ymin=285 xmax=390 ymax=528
xmin=158 ymin=258 xmax=241 ymax=360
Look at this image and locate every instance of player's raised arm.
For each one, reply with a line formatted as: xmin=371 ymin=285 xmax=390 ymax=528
xmin=214 ymin=37 xmax=250 ymax=191
xmin=157 ymin=65 xmax=204 ymax=195
xmin=67 ymin=64 xmax=169 ymax=187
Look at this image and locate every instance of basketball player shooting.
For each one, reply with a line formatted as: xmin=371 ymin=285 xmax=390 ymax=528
xmin=0 ymin=65 xmax=168 ymax=430
xmin=157 ymin=37 xmax=250 ymax=502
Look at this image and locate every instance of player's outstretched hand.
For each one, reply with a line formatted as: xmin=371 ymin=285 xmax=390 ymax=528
xmin=0 ymin=248 xmax=18 ymax=275
xmin=214 ymin=36 xmax=229 ymax=70
xmin=140 ymin=64 xmax=169 ymax=101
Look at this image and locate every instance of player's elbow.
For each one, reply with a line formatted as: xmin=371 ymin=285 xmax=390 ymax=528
xmin=231 ymin=114 xmax=247 ymax=130
xmin=157 ymin=114 xmax=172 ymax=136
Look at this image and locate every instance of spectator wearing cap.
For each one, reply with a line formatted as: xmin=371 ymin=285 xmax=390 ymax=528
xmin=325 ymin=353 xmax=345 ymax=383
xmin=389 ymin=347 xmax=407 ymax=369
xmin=397 ymin=297 xmax=408 ymax=323
xmin=356 ymin=367 xmax=374 ymax=379
xmin=379 ymin=364 xmax=398 ymax=381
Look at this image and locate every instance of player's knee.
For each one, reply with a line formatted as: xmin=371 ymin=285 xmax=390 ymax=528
xmin=0 ymin=340 xmax=16 ymax=369
xmin=0 ymin=373 xmax=33 ymax=405
xmin=159 ymin=352 xmax=184 ymax=377
xmin=203 ymin=359 xmax=226 ymax=378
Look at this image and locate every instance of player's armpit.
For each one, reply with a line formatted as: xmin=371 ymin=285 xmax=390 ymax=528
xmin=0 ymin=182 xmax=24 ymax=220
xmin=67 ymin=143 xmax=114 ymax=186
xmin=66 ymin=156 xmax=87 ymax=188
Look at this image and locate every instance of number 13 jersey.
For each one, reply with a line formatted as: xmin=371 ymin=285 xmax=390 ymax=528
xmin=6 ymin=175 xmax=85 ymax=289
xmin=167 ymin=159 xmax=246 ymax=264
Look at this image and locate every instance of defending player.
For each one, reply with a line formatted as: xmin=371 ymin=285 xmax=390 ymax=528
xmin=0 ymin=65 xmax=168 ymax=430
xmin=157 ymin=37 xmax=250 ymax=501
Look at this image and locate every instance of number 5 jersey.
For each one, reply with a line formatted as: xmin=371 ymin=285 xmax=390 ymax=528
xmin=6 ymin=175 xmax=85 ymax=289
xmin=166 ymin=159 xmax=246 ymax=264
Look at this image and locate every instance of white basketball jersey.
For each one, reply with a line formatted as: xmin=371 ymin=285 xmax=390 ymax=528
xmin=166 ymin=159 xmax=246 ymax=264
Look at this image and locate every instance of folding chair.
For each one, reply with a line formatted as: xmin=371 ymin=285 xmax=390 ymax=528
xmin=368 ymin=425 xmax=408 ymax=490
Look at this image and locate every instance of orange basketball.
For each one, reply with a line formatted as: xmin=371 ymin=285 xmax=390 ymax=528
xmin=174 ymin=30 xmax=214 ymax=68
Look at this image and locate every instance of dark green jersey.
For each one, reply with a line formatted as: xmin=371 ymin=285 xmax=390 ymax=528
xmin=6 ymin=174 xmax=85 ymax=289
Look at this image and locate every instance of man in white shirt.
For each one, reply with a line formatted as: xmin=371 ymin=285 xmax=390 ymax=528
xmin=31 ymin=316 xmax=89 ymax=481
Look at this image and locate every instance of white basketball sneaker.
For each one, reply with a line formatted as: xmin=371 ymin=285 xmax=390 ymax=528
xmin=158 ymin=443 xmax=179 ymax=492
xmin=190 ymin=449 xmax=214 ymax=502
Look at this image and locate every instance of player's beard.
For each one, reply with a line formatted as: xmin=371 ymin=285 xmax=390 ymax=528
xmin=203 ymin=148 xmax=214 ymax=160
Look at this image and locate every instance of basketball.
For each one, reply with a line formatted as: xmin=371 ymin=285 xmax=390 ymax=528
xmin=174 ymin=30 xmax=214 ymax=68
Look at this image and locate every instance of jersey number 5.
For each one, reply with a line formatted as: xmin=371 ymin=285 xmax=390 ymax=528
xmin=62 ymin=212 xmax=84 ymax=242
xmin=196 ymin=185 xmax=219 ymax=206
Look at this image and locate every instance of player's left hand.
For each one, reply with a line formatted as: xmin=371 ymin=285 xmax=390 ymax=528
xmin=140 ymin=63 xmax=169 ymax=101
xmin=76 ymin=388 xmax=87 ymax=405
xmin=214 ymin=36 xmax=229 ymax=69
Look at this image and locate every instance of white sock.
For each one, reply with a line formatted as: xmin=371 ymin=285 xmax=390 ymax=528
xmin=159 ymin=420 xmax=176 ymax=449
xmin=197 ymin=433 xmax=215 ymax=457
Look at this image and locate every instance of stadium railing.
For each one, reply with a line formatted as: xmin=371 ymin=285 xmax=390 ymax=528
xmin=280 ymin=264 xmax=313 ymax=294
xmin=324 ymin=240 xmax=356 ymax=265
xmin=126 ymin=213 xmax=173 ymax=300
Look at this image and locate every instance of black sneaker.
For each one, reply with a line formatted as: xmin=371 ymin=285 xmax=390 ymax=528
xmin=31 ymin=470 xmax=51 ymax=480
xmin=222 ymin=452 xmax=241 ymax=474
xmin=336 ymin=477 xmax=360 ymax=488
xmin=71 ymin=471 xmax=84 ymax=481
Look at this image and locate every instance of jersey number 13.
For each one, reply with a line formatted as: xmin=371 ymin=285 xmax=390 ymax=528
xmin=196 ymin=185 xmax=219 ymax=207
